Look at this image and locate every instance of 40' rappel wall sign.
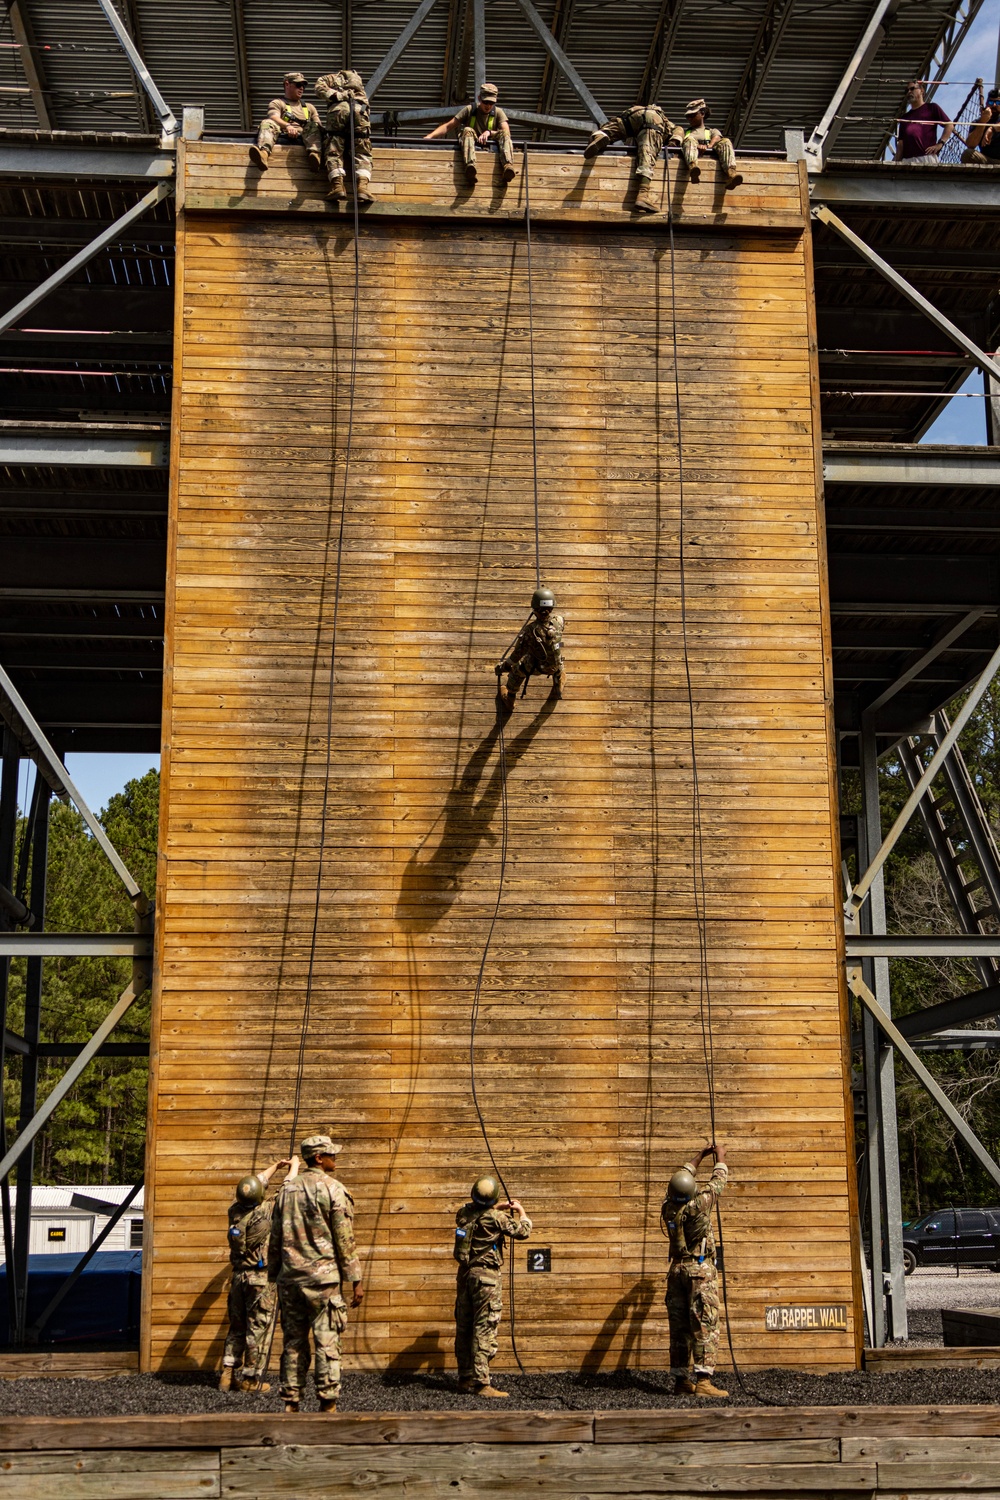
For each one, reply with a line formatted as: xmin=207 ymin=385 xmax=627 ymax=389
xmin=765 ymin=1304 xmax=848 ymax=1332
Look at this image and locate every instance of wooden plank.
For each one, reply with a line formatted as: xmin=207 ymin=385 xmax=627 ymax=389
xmin=865 ymin=1345 xmax=1000 ymax=1371
xmin=0 ymin=1351 xmax=138 ymax=1380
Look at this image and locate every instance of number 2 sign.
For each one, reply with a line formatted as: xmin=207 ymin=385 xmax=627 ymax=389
xmin=527 ymin=1248 xmax=551 ymax=1272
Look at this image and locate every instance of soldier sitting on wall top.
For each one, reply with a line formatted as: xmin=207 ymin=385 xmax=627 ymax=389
xmin=249 ymin=74 xmax=322 ymax=173
xmin=423 ymin=83 xmax=517 ymax=186
xmin=670 ymin=100 xmax=743 ymax=190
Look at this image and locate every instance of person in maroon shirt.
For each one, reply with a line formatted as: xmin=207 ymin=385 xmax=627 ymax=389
xmin=896 ymin=79 xmax=952 ymax=164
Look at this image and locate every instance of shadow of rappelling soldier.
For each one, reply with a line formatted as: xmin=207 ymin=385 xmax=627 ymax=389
xmin=495 ymin=588 xmax=565 ymax=712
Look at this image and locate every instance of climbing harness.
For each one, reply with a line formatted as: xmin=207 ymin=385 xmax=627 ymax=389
xmin=288 ymin=103 xmax=362 ymax=1154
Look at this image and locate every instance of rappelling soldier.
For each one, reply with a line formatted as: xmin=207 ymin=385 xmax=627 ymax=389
xmin=267 ymin=1134 xmax=364 ymax=1413
xmin=315 ymin=68 xmax=374 ymax=204
xmin=662 ymin=1141 xmax=729 ymax=1399
xmin=454 ymin=1176 xmax=532 ymax=1398
xmin=584 ymin=104 xmax=673 ymax=213
xmin=495 ymin=587 xmax=565 ymax=711
xmin=423 ymin=82 xmax=517 ymax=185
xmin=249 ymin=73 xmax=323 ymax=173
xmin=670 ymin=100 xmax=743 ymax=189
xmin=220 ymin=1156 xmax=298 ymax=1393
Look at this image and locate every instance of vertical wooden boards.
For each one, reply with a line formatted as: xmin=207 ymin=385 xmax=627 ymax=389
xmin=146 ymin=145 xmax=857 ymax=1375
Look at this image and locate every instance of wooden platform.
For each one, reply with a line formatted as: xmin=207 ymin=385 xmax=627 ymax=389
xmin=0 ymin=1349 xmax=137 ymax=1380
xmin=2 ymin=1408 xmax=1000 ymax=1497
xmin=145 ymin=143 xmax=858 ymax=1376
xmin=866 ymin=1341 xmax=1000 ymax=1371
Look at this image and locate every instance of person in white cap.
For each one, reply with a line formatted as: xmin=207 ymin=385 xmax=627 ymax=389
xmin=267 ymin=1134 xmax=364 ymax=1413
xmin=424 ymin=82 xmax=517 ymax=185
xmin=670 ymin=100 xmax=743 ymax=189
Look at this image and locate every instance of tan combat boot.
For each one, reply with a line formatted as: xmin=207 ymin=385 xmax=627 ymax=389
xmin=218 ymin=1366 xmax=236 ymax=1392
xmin=284 ymin=1394 xmax=300 ymax=1413
xmin=550 ymin=669 xmax=565 ymax=700
xmin=584 ymin=129 xmax=610 ymax=159
xmin=634 ymin=180 xmax=659 ymax=213
xmin=238 ymin=1377 xmax=270 ymax=1394
xmin=319 ymin=1398 xmax=338 ymax=1413
xmin=673 ymin=1376 xmax=696 ymax=1395
xmin=308 ymin=150 xmax=323 ymax=173
xmin=476 ymin=1384 xmax=509 ymax=1399
xmin=695 ymin=1376 xmax=729 ymax=1398
xmin=457 ymin=1378 xmax=477 ymax=1393
xmin=249 ymin=145 xmax=269 ymax=171
xmin=725 ymin=172 xmax=743 ymax=190
xmin=502 ymin=164 xmax=516 ymax=183
xmin=466 ymin=161 xmax=478 ymax=185
xmin=356 ymin=175 xmax=375 ymax=204
xmin=688 ymin=163 xmax=701 ymax=183
xmin=327 ymin=176 xmax=347 ymax=202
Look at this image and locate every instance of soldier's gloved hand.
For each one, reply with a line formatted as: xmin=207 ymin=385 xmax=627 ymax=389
xmin=494 ymin=662 xmax=505 ymax=676
xmin=351 ymin=1280 xmax=365 ymax=1307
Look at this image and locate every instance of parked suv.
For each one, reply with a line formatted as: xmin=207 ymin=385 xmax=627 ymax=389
xmin=902 ymin=1208 xmax=1000 ymax=1273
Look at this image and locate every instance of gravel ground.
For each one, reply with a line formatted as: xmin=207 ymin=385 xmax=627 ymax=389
xmin=6 ymin=1364 xmax=1000 ymax=1414
xmin=905 ymin=1267 xmax=1000 ymax=1311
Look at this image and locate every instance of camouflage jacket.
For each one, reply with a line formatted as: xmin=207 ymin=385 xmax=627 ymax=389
xmin=266 ymin=98 xmax=321 ymax=130
xmin=504 ymin=613 xmax=564 ymax=674
xmin=267 ymin=1167 xmax=363 ymax=1287
xmin=661 ymin=1161 xmax=728 ymax=1273
xmin=315 ymin=71 xmax=370 ymax=110
xmin=228 ymin=1195 xmax=276 ymax=1278
xmin=455 ymin=1202 xmax=532 ymax=1283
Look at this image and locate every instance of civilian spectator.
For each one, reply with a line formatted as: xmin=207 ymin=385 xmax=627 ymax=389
xmin=895 ymin=80 xmax=952 ymax=165
xmin=963 ymin=88 xmax=1000 ymax=165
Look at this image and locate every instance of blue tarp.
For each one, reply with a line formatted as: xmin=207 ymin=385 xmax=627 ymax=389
xmin=0 ymin=1250 xmax=142 ymax=1344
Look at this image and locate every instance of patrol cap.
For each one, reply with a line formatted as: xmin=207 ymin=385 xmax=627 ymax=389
xmin=301 ymin=1134 xmax=342 ymax=1159
xmin=284 ymin=72 xmax=307 ymax=86
xmin=479 ymin=82 xmax=499 ymax=100
xmin=685 ymin=97 xmax=710 ymax=117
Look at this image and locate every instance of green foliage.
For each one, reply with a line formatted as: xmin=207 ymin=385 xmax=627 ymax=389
xmin=849 ymin=684 xmax=1000 ymax=1218
xmin=2 ymin=770 xmax=159 ymax=1185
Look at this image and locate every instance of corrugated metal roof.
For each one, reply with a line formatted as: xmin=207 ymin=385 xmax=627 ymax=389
xmin=5 ymin=1184 xmax=144 ymax=1210
xmin=0 ymin=0 xmax=973 ymax=149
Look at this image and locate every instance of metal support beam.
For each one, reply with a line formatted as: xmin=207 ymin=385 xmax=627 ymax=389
xmin=473 ymin=0 xmax=486 ymax=100
xmin=97 ymin=0 xmax=178 ymax=140
xmin=511 ymin=0 xmax=604 ymax=125
xmin=0 ymin=933 xmax=152 ymax=958
xmin=536 ymin=0 xmax=576 ymax=133
xmin=0 ymin=427 xmax=168 ymax=469
xmin=12 ymin=778 xmax=48 ymax=1345
xmin=805 ymin=0 xmax=898 ymax=170
xmin=863 ymin=610 xmax=985 ymax=719
xmin=848 ymin=935 xmax=1000 ymax=958
xmin=230 ymin=0 xmax=252 ymax=130
xmin=0 ymin=950 xmax=151 ymax=1187
xmin=851 ymin=969 xmax=1000 ymax=1191
xmin=0 ymin=729 xmax=18 ymax=1335
xmin=366 ymin=0 xmax=442 ymax=100
xmin=638 ymin=0 xmax=685 ymax=110
xmin=848 ymin=638 xmax=1000 ymax=918
xmin=8 ymin=1 xmax=52 ymax=130
xmin=895 ymin=983 xmax=1000 ymax=1040
xmin=823 ymin=446 xmax=1000 ymax=487
xmin=0 ymin=662 xmax=145 ymax=904
xmin=727 ymin=0 xmax=796 ymax=145
xmin=0 ymin=181 xmax=172 ymax=341
xmin=0 ymin=145 xmax=173 ymax=181
xmin=814 ymin=206 xmax=1000 ymax=390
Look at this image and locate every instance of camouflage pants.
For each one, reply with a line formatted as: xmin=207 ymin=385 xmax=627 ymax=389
xmin=502 ymin=650 xmax=564 ymax=700
xmin=223 ymin=1272 xmax=276 ymax=1380
xmin=603 ymin=107 xmax=666 ymax=178
xmin=256 ymin=118 xmax=322 ymax=158
xmin=458 ymin=126 xmax=515 ymax=170
xmin=667 ymin=1262 xmax=720 ymax=1376
xmin=681 ymin=131 xmax=737 ymax=176
xmin=277 ymin=1279 xmax=348 ymax=1401
xmin=325 ymin=100 xmax=373 ymax=182
xmin=455 ymin=1270 xmax=502 ymax=1385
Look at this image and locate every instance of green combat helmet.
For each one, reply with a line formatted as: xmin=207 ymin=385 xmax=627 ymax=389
xmin=236 ymin=1174 xmax=265 ymax=1206
xmin=666 ymin=1166 xmax=698 ymax=1204
xmin=471 ymin=1175 xmax=500 ymax=1207
xmin=531 ymin=587 xmax=556 ymax=614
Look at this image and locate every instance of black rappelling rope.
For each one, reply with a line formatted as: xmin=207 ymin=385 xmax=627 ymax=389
xmin=662 ymin=147 xmax=780 ymax=1406
xmin=288 ymin=101 xmax=362 ymax=1154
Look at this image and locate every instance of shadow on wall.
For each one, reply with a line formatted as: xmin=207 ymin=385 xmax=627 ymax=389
xmin=395 ymin=693 xmax=557 ymax=932
xmin=162 ymin=1265 xmax=230 ymax=1371
xmin=581 ymin=1280 xmax=659 ymax=1373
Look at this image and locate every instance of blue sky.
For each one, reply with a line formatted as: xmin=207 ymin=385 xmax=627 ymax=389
xmin=44 ymin=8 xmax=1000 ymax=817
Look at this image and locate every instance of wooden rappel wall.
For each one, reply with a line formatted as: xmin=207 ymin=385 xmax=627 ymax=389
xmin=144 ymin=142 xmax=860 ymax=1374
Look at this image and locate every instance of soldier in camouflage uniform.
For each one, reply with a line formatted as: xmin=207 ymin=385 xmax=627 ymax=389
xmin=267 ymin=1134 xmax=364 ymax=1413
xmin=423 ymin=82 xmax=517 ymax=186
xmin=661 ymin=1142 xmax=729 ymax=1398
xmin=220 ymin=1156 xmax=297 ymax=1393
xmin=453 ymin=1175 xmax=531 ymax=1398
xmin=495 ymin=587 xmax=565 ymax=712
xmin=669 ymin=100 xmax=743 ymax=190
xmin=315 ymin=69 xmax=374 ymax=204
xmin=584 ymin=104 xmax=673 ymax=213
xmin=250 ymin=73 xmax=323 ymax=173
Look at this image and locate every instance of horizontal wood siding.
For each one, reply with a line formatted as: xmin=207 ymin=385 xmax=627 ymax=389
xmin=146 ymin=144 xmax=856 ymax=1373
